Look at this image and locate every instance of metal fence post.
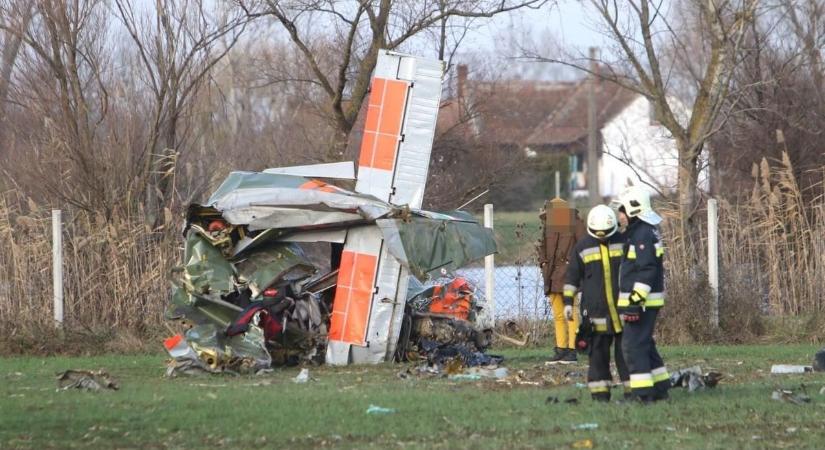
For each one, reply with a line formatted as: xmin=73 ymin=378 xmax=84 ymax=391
xmin=708 ymin=199 xmax=719 ymax=328
xmin=52 ymin=209 xmax=64 ymax=328
xmin=484 ymin=204 xmax=495 ymax=327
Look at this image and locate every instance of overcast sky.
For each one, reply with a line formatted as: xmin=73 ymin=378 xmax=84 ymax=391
xmin=454 ymin=2 xmax=613 ymax=81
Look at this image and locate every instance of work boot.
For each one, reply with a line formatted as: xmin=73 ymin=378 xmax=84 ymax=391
xmin=591 ymin=392 xmax=611 ymax=402
xmin=653 ymin=390 xmax=670 ymax=402
xmin=559 ymin=348 xmax=577 ymax=364
xmin=616 ymin=393 xmax=654 ymax=405
xmin=546 ymin=347 xmax=567 ymax=364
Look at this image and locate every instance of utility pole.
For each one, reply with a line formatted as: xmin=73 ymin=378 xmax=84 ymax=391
xmin=587 ymin=47 xmax=600 ymax=206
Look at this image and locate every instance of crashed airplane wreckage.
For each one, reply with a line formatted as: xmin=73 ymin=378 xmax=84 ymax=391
xmin=164 ymin=51 xmax=497 ymax=373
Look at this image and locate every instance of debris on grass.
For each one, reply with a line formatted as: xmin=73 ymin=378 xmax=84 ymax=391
xmin=771 ymin=386 xmax=811 ymax=405
xmin=571 ymin=423 xmax=598 ymax=430
xmin=770 ymin=365 xmax=813 ymax=374
xmin=447 ymin=366 xmax=508 ymax=381
xmin=814 ymin=349 xmax=825 ymax=372
xmin=56 ymin=370 xmax=119 ymax=392
xmin=448 ymin=373 xmax=482 ymax=381
xmin=292 ymin=368 xmax=312 ymax=383
xmin=366 ymin=404 xmax=396 ymax=415
xmin=572 ymin=438 xmax=594 ymax=448
xmin=546 ymin=396 xmax=559 ymax=404
xmin=669 ymin=366 xmax=723 ymax=392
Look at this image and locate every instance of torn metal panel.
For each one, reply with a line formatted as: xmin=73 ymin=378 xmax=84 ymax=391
xmin=166 ymin=324 xmax=271 ymax=375
xmin=225 ymin=207 xmax=364 ymax=232
xmin=182 ymin=233 xmax=236 ymax=294
xmin=57 ymin=370 xmax=119 ymax=391
xmin=263 ymin=161 xmax=356 ymax=180
xmin=376 ymin=215 xmax=497 ymax=279
xmin=234 ymin=243 xmax=315 ymax=297
xmin=206 ymin=172 xmax=393 ymax=219
xmin=274 ymin=229 xmax=348 ymax=244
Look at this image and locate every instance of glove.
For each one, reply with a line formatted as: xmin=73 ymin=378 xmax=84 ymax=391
xmin=621 ymin=304 xmax=643 ymax=323
xmin=575 ymin=315 xmax=594 ymax=353
xmin=629 ymin=290 xmax=646 ymax=305
xmin=622 ymin=312 xmax=640 ymax=323
xmin=563 ymin=305 xmax=574 ymax=321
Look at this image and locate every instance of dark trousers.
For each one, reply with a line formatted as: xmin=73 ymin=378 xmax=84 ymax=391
xmin=587 ymin=333 xmax=630 ymax=400
xmin=621 ymin=308 xmax=669 ymax=398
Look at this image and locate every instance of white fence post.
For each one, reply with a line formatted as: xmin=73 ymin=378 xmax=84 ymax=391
xmin=554 ymin=171 xmax=560 ymax=198
xmin=708 ymin=199 xmax=719 ymax=328
xmin=52 ymin=209 xmax=63 ymax=328
xmin=483 ymin=204 xmax=495 ymax=327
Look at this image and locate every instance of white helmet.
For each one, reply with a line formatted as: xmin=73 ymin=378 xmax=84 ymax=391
xmin=616 ymin=186 xmax=662 ymax=225
xmin=587 ymin=205 xmax=618 ymax=239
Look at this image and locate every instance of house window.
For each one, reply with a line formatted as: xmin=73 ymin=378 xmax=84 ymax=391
xmin=569 ymin=153 xmax=586 ymax=190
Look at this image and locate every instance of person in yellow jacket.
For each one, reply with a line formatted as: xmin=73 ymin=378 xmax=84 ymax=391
xmin=538 ymin=198 xmax=586 ymax=364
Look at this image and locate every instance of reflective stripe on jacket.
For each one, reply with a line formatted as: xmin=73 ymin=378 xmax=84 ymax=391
xmin=617 ymin=220 xmax=665 ymax=311
xmin=563 ymin=233 xmax=624 ymax=334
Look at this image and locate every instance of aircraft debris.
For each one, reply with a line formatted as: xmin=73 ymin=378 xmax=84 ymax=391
xmin=292 ymin=368 xmax=312 ymax=383
xmin=771 ymin=365 xmax=813 ymax=374
xmin=771 ymin=386 xmax=811 ymax=405
xmin=366 ymin=405 xmax=396 ymax=415
xmin=814 ymin=348 xmax=825 ymax=371
xmin=669 ymin=366 xmax=723 ymax=392
xmin=56 ymin=370 xmax=119 ymax=392
xmin=162 ymin=50 xmax=497 ymax=372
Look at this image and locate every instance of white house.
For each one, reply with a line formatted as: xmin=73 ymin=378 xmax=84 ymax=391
xmin=439 ymin=66 xmax=703 ymax=204
xmin=599 ymin=95 xmax=706 ymax=198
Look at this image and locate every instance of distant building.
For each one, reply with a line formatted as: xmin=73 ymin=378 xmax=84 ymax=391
xmin=439 ymin=65 xmax=691 ymax=203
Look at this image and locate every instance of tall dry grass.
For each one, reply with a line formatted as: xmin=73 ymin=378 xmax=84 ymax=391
xmin=658 ymin=152 xmax=825 ymax=343
xmin=0 ymin=190 xmax=179 ymax=351
xmin=2 ymin=153 xmax=825 ymax=351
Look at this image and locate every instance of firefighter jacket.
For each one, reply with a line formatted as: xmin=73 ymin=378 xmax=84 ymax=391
xmin=538 ymin=200 xmax=586 ymax=295
xmin=563 ymin=233 xmax=624 ymax=334
xmin=617 ymin=219 xmax=665 ymax=311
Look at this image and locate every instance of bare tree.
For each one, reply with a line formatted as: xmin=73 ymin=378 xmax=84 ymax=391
xmin=0 ymin=1 xmax=33 ymax=129
xmin=710 ymin=0 xmax=825 ymax=199
xmin=236 ymin=0 xmax=549 ymax=160
xmin=113 ymin=0 xmax=250 ymax=226
xmin=527 ymin=0 xmax=758 ymax=245
xmin=0 ymin=0 xmax=117 ymax=212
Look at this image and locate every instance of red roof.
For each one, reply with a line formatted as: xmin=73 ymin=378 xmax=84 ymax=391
xmin=438 ymin=76 xmax=638 ymax=149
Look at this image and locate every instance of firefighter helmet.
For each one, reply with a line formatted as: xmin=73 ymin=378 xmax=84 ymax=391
xmin=616 ymin=186 xmax=662 ymax=225
xmin=586 ymin=205 xmax=618 ymax=239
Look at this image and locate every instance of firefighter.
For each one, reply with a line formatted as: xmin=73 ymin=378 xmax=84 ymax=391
xmin=538 ymin=198 xmax=586 ymax=364
xmin=564 ymin=205 xmax=629 ymax=401
xmin=614 ymin=186 xmax=670 ymax=403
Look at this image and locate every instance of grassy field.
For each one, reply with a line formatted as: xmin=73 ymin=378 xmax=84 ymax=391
xmin=487 ymin=208 xmax=593 ymax=264
xmin=3 ymin=345 xmax=825 ymax=449
xmin=482 ymin=210 xmax=542 ymax=265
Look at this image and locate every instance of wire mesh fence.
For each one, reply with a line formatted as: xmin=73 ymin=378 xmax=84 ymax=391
xmin=456 ymin=212 xmax=555 ymax=343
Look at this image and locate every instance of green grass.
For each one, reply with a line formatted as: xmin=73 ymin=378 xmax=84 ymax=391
xmin=482 ymin=211 xmax=542 ymax=265
xmin=2 ymin=346 xmax=825 ymax=449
